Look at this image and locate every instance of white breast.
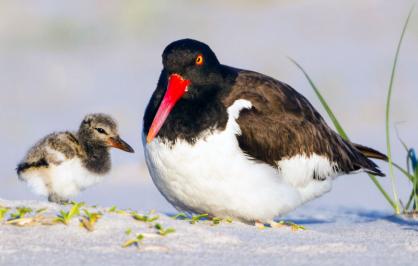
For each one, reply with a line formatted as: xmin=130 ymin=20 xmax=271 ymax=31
xmin=144 ymin=99 xmax=337 ymax=222
xmin=20 ymin=157 xmax=103 ymax=198
xmin=48 ymin=158 xmax=103 ymax=197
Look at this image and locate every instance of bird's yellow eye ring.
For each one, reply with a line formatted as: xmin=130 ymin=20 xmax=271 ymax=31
xmin=195 ymin=54 xmax=204 ymax=65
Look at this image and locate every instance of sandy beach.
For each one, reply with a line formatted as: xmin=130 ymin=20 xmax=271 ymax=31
xmin=1 ymin=198 xmax=417 ymax=266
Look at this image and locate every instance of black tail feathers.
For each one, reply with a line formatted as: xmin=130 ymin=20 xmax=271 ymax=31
xmin=353 ymin=143 xmax=388 ymax=161
xmin=353 ymin=143 xmax=387 ymax=177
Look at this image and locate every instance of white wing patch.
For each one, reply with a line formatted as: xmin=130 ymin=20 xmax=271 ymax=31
xmin=278 ymin=154 xmax=338 ymax=203
xmin=225 ymin=99 xmax=252 ymax=135
xmin=278 ymin=154 xmax=338 ymax=186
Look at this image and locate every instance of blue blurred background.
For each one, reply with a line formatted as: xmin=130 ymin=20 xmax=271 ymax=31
xmin=1 ymin=0 xmax=417 ymax=213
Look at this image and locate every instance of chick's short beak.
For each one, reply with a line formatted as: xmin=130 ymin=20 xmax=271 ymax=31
xmin=108 ymin=136 xmax=135 ymax=153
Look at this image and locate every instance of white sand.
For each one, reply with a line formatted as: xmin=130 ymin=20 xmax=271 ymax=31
xmin=0 ymin=198 xmax=417 ymax=266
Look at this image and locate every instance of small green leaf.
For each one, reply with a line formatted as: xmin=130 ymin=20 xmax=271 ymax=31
xmin=0 ymin=207 xmax=10 ymax=221
xmin=68 ymin=202 xmax=84 ymax=219
xmin=80 ymin=217 xmax=94 ymax=232
xmin=122 ymin=239 xmax=138 ymax=248
xmin=190 ymin=213 xmax=208 ymax=224
xmin=172 ymin=213 xmax=188 ymax=220
xmin=10 ymin=207 xmax=33 ymax=219
xmin=155 ymin=223 xmax=163 ymax=230
xmin=154 ymin=223 xmax=175 ymax=236
xmin=211 ymin=217 xmax=222 ymax=225
xmin=136 ymin=234 xmax=144 ymax=241
xmin=122 ymin=234 xmax=144 ymax=248
xmin=131 ymin=211 xmax=159 ymax=223
xmin=35 ymin=207 xmax=48 ymax=214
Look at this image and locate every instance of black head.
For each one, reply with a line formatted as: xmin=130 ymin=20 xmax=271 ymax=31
xmin=162 ymin=39 xmax=221 ymax=88
xmin=161 ymin=38 xmax=226 ymax=102
xmin=79 ymin=113 xmax=134 ymax=153
xmin=146 ymin=39 xmax=225 ymax=143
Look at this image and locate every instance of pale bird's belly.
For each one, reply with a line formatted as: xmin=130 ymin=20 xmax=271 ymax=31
xmin=49 ymin=158 xmax=103 ymax=197
xmin=143 ymin=99 xmax=335 ymax=222
xmin=21 ymin=158 xmax=103 ymax=198
xmin=144 ymin=135 xmax=301 ymax=222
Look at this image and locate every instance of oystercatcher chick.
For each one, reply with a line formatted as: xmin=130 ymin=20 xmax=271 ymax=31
xmin=17 ymin=113 xmax=134 ymax=204
xmin=143 ymin=39 xmax=387 ymax=225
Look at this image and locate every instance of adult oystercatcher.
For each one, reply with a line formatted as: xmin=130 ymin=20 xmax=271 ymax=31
xmin=143 ymin=39 xmax=386 ymax=225
xmin=17 ymin=113 xmax=134 ymax=204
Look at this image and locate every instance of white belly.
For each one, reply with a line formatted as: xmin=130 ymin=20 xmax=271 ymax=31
xmin=21 ymin=158 xmax=103 ymax=198
xmin=143 ymin=100 xmax=336 ymax=222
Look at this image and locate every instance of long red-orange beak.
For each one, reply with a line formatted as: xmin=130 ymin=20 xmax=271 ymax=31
xmin=146 ymin=74 xmax=191 ymax=143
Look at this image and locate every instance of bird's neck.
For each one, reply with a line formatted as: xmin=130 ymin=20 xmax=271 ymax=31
xmin=79 ymin=139 xmax=111 ymax=174
xmin=144 ymin=90 xmax=228 ymax=145
xmin=143 ymin=65 xmax=237 ymax=145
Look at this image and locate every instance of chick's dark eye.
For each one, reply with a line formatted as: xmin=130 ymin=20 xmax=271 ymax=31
xmin=95 ymin=128 xmax=107 ymax=134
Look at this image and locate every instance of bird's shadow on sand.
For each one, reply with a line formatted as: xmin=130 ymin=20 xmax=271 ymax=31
xmin=285 ymin=218 xmax=334 ymax=225
xmin=165 ymin=210 xmax=418 ymax=230
xmin=164 ymin=211 xmax=334 ymax=225
xmin=384 ymin=215 xmax=418 ymax=231
xmin=350 ymin=209 xmax=418 ymax=228
xmin=298 ymin=209 xmax=418 ymax=230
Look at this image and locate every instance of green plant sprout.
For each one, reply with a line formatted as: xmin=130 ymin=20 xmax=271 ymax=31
xmin=122 ymin=233 xmax=144 ymax=248
xmin=80 ymin=209 xmax=102 ymax=232
xmin=290 ymin=6 xmax=415 ymax=215
xmin=211 ymin=217 xmax=233 ymax=225
xmin=55 ymin=202 xmax=84 ymax=225
xmin=6 ymin=207 xmax=48 ymax=227
xmin=9 ymin=207 xmax=33 ymax=220
xmin=276 ymin=221 xmax=306 ymax=231
xmin=154 ymin=223 xmax=175 ymax=236
xmin=108 ymin=205 xmax=117 ymax=212
xmin=0 ymin=207 xmax=10 ymax=221
xmin=212 ymin=217 xmax=222 ymax=225
xmin=35 ymin=208 xmax=48 ymax=214
xmin=172 ymin=212 xmax=188 ymax=220
xmin=189 ymin=214 xmax=208 ymax=224
xmin=125 ymin=228 xmax=132 ymax=235
xmin=131 ymin=211 xmax=159 ymax=223
xmin=172 ymin=213 xmax=211 ymax=224
xmin=108 ymin=206 xmax=129 ymax=215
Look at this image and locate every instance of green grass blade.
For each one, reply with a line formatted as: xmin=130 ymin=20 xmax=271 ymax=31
xmin=288 ymin=57 xmax=349 ymax=141
xmin=393 ymin=162 xmax=415 ymax=182
xmin=385 ymin=6 xmax=414 ymax=214
xmin=414 ymin=166 xmax=418 ymax=211
xmin=289 ymin=58 xmax=397 ymax=211
xmin=367 ymin=173 xmax=397 ymax=210
xmin=405 ymin=189 xmax=414 ymax=210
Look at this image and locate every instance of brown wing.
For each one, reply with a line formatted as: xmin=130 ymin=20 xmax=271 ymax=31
xmin=222 ymin=70 xmax=384 ymax=177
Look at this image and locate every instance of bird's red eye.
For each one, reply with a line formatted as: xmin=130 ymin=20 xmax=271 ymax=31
xmin=195 ymin=54 xmax=204 ymax=65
